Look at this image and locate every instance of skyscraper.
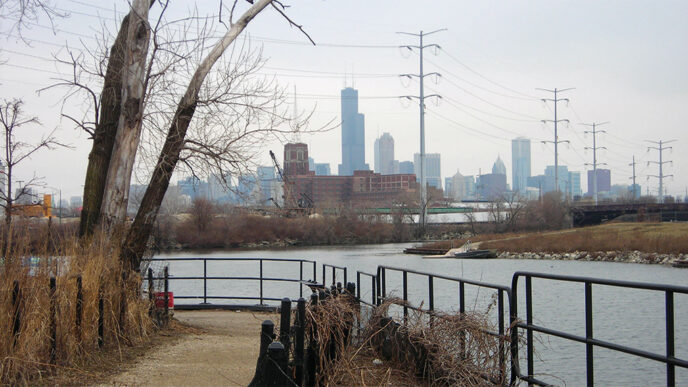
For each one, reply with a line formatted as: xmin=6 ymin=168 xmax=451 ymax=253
xmin=511 ymin=137 xmax=531 ymax=193
xmin=414 ymin=153 xmax=441 ymax=189
xmin=338 ymin=87 xmax=367 ymax=175
xmin=587 ymin=169 xmax=611 ymax=196
xmin=545 ymin=165 xmax=569 ymax=193
xmin=374 ymin=132 xmax=395 ymax=175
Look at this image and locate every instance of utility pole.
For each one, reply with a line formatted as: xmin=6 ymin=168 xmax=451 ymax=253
xmin=538 ymin=88 xmax=574 ymax=194
xmin=646 ymin=140 xmax=676 ymax=203
xmin=629 ymin=156 xmax=637 ymax=201
xmin=399 ymin=28 xmax=445 ymax=229
xmin=582 ymin=122 xmax=608 ymax=205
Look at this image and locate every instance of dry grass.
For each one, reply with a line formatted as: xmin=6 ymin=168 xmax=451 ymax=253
xmin=422 ymin=222 xmax=688 ymax=254
xmin=481 ymin=222 xmax=688 ymax=254
xmin=0 ymin=225 xmax=154 ymax=385
xmin=310 ymin=295 xmax=509 ymax=386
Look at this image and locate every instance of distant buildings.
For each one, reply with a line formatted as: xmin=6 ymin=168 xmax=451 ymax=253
xmin=511 ymin=137 xmax=531 ymax=194
xmin=314 ymin=163 xmax=331 ymax=176
xmin=338 ymin=87 xmax=368 ymax=175
xmin=477 ymin=157 xmax=507 ymax=199
xmin=587 ymin=169 xmax=611 ymax=196
xmin=447 ymin=170 xmax=467 ymax=201
xmin=284 ymin=143 xmax=309 ymax=176
xmin=414 ymin=153 xmax=441 ymax=189
xmin=374 ymin=132 xmax=396 ymax=175
xmin=257 ymin=166 xmax=277 ymax=203
xmin=398 ymin=161 xmax=414 ymax=175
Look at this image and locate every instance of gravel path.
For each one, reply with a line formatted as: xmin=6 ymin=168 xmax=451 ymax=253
xmin=100 ymin=310 xmax=278 ymax=386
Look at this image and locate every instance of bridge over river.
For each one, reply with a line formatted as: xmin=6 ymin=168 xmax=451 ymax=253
xmin=571 ymin=202 xmax=688 ymax=226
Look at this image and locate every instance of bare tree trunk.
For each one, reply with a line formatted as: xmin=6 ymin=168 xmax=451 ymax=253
xmin=78 ymin=13 xmax=131 ymax=238
xmin=100 ymin=0 xmax=151 ymax=230
xmin=121 ymin=0 xmax=274 ymax=269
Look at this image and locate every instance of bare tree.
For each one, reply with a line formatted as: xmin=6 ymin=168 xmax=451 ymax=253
xmin=0 ymin=99 xmax=65 ymax=248
xmin=0 ymin=0 xmax=66 ymax=38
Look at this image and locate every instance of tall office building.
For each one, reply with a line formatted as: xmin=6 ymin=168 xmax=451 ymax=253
xmin=257 ymin=166 xmax=276 ymax=203
xmin=545 ymin=165 xmax=570 ymax=193
xmin=414 ymin=153 xmax=441 ymax=189
xmin=511 ymin=137 xmax=531 ymax=193
xmin=374 ymin=132 xmax=395 ymax=175
xmin=398 ymin=161 xmax=414 ymax=175
xmin=492 ymin=155 xmax=507 ymax=175
xmin=587 ymin=169 xmax=611 ymax=196
xmin=314 ymin=163 xmax=331 ymax=176
xmin=568 ymin=171 xmax=582 ymax=198
xmin=338 ymin=87 xmax=367 ymax=175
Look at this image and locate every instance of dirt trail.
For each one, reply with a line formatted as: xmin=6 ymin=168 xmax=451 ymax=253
xmin=99 ymin=310 xmax=277 ymax=386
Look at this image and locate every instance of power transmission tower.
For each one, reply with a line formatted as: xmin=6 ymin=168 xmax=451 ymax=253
xmin=646 ymin=140 xmax=676 ymax=203
xmin=581 ymin=122 xmax=608 ymax=205
xmin=399 ymin=28 xmax=445 ymax=229
xmin=538 ymin=87 xmax=574 ymax=194
xmin=629 ymin=156 xmax=637 ymax=201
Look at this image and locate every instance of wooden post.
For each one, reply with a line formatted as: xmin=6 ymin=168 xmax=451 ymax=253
xmin=147 ymin=268 xmax=154 ymax=318
xmin=248 ymin=320 xmax=275 ymax=387
xmin=305 ymin=293 xmax=319 ymax=387
xmin=279 ymin=297 xmax=292 ymax=352
xmin=265 ymin=342 xmax=291 ymax=386
xmin=294 ymin=297 xmax=306 ymax=385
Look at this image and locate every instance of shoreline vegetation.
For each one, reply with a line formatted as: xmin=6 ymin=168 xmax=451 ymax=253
xmin=420 ymin=222 xmax=688 ymax=266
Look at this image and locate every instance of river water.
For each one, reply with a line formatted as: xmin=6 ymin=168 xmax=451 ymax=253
xmin=155 ymin=243 xmax=688 ymax=386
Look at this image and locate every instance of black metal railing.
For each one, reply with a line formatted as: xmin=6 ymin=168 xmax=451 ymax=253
xmin=322 ymin=263 xmax=347 ymax=287
xmin=356 ymin=271 xmax=377 ymax=306
xmin=511 ymin=271 xmax=688 ymax=387
xmin=144 ymin=258 xmax=316 ymax=305
xmin=376 ymin=265 xmax=515 ymax=384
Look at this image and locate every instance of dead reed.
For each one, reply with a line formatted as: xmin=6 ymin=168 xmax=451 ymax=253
xmin=307 ymin=294 xmax=509 ymax=386
xmin=0 ymin=225 xmax=154 ymax=385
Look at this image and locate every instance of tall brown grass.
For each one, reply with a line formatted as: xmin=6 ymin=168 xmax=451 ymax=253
xmin=0 ymin=223 xmax=153 ymax=385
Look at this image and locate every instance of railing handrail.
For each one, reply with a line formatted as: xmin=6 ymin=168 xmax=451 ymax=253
xmin=511 ymin=271 xmax=688 ymax=387
xmin=145 ymin=257 xmax=316 ymax=263
xmin=377 ymin=265 xmax=512 ymax=293
xmin=512 ymin=270 xmax=688 ymax=293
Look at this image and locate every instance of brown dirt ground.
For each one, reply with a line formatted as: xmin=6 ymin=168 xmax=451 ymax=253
xmin=97 ymin=310 xmax=278 ymax=387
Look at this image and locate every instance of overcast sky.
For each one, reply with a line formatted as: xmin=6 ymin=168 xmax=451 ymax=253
xmin=1 ymin=0 xmax=687 ymax=200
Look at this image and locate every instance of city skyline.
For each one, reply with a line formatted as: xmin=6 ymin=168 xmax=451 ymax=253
xmin=0 ymin=1 xmax=685 ymax=200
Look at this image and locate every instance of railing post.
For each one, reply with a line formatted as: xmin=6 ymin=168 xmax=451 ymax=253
xmin=164 ymin=266 xmax=169 ymax=325
xmin=12 ymin=280 xmax=20 ymax=347
xmin=526 ymin=275 xmax=534 ymax=381
xmin=402 ymin=271 xmax=408 ymax=322
xmin=265 ymin=342 xmax=291 ymax=385
xmin=322 ymin=264 xmax=325 ymax=286
xmin=203 ymin=258 xmax=207 ymax=304
xmin=259 ymin=259 xmax=264 ymax=305
xmin=49 ymin=277 xmax=56 ymax=365
xmin=666 ymin=290 xmax=675 ymax=387
xmin=76 ymin=275 xmax=83 ymax=343
xmin=343 ymin=267 xmax=347 ymax=287
xmin=585 ymin=282 xmax=594 ymax=387
xmin=248 ymin=320 xmax=275 ymax=387
xmin=356 ymin=272 xmax=361 ymax=300
xmin=372 ymin=275 xmax=376 ymax=306
xmin=459 ymin=281 xmax=465 ymax=359
xmin=498 ymin=289 xmax=505 ymax=383
xmin=295 ymin=298 xmax=306 ymax=386
xmin=299 ymin=261 xmax=304 ymax=298
xmin=381 ymin=267 xmax=386 ymax=301
xmin=331 ymin=266 xmax=335 ymax=286
xmin=306 ymin=293 xmax=319 ymax=386
xmin=312 ymin=261 xmax=316 ymax=283
xmin=279 ymin=298 xmax=292 ymax=352
xmin=428 ymin=276 xmax=434 ymax=327
xmin=147 ymin=268 xmax=154 ymax=317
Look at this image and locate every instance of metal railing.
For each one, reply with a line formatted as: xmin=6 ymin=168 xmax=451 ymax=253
xmin=356 ymin=271 xmax=377 ymax=306
xmin=145 ymin=258 xmax=316 ymax=305
xmin=511 ymin=271 xmax=688 ymax=387
xmin=322 ymin=263 xmax=347 ymax=287
xmin=376 ymin=265 xmax=516 ymax=384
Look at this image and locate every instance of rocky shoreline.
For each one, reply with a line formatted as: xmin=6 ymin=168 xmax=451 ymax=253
xmin=498 ymin=250 xmax=686 ymax=266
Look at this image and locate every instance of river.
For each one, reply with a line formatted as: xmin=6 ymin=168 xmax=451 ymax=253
xmin=155 ymin=243 xmax=688 ymax=386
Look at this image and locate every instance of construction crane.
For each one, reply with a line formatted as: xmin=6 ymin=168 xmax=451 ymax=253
xmin=269 ymin=150 xmax=313 ymax=215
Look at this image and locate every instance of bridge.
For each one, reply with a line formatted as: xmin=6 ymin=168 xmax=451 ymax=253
xmin=571 ymin=202 xmax=688 ymax=226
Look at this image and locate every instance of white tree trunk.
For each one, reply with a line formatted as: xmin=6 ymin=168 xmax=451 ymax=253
xmin=100 ymin=0 xmax=151 ymax=230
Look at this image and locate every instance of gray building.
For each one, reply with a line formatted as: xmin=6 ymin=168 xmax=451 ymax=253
xmin=398 ymin=161 xmax=414 ymax=175
xmin=314 ymin=163 xmax=331 ymax=176
xmin=374 ymin=132 xmax=395 ymax=175
xmin=338 ymin=87 xmax=368 ymax=175
xmin=545 ymin=165 xmax=570 ymax=193
xmin=257 ymin=166 xmax=276 ymax=203
xmin=511 ymin=137 xmax=531 ymax=193
xmin=414 ymin=153 xmax=441 ymax=189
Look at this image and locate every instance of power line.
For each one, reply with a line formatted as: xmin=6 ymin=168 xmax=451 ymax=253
xmin=398 ymin=28 xmax=446 ymax=228
xmin=581 ymin=121 xmax=609 ymax=205
xmin=646 ymin=139 xmax=676 ymax=203
xmin=539 ymin=87 xmax=574 ymax=193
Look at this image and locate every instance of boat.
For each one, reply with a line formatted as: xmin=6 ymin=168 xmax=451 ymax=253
xmin=454 ymin=249 xmax=498 ymax=259
xmin=452 ymin=240 xmax=497 ymax=259
xmin=672 ymin=259 xmax=688 ymax=268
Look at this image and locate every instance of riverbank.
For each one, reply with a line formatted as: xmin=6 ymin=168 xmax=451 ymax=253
xmin=498 ymin=250 xmax=686 ymax=265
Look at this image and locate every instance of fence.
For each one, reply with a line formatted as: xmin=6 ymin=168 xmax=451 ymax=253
xmin=144 ymin=258 xmax=316 ymax=307
xmin=511 ymin=271 xmax=688 ymax=387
